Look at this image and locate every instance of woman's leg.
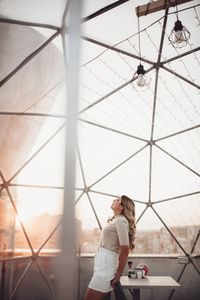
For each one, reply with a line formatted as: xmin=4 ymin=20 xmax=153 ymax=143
xmin=84 ymin=287 xmax=110 ymax=300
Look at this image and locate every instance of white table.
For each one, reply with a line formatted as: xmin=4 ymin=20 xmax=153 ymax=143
xmin=120 ymin=276 xmax=180 ymax=300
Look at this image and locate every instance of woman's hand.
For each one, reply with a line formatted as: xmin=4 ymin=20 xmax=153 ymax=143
xmin=111 ymin=245 xmax=129 ymax=288
xmin=111 ymin=272 xmax=121 ymax=288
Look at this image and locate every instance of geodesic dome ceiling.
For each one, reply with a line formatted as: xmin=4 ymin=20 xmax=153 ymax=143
xmin=0 ymin=0 xmax=200 ymax=257
xmin=0 ymin=0 xmax=200 ymax=299
xmin=77 ymin=0 xmax=200 ymax=258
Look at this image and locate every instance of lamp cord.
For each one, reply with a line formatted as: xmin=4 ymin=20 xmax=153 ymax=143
xmin=175 ymin=0 xmax=179 ymax=19
xmin=137 ymin=6 xmax=141 ymax=64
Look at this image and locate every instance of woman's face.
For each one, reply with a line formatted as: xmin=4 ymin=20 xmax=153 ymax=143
xmin=111 ymin=198 xmax=124 ymax=212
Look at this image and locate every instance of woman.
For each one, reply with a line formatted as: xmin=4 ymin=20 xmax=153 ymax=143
xmin=84 ymin=195 xmax=136 ymax=300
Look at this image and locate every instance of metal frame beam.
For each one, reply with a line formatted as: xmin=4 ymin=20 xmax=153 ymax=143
xmin=78 ymin=118 xmax=148 ymax=142
xmin=89 ymin=144 xmax=149 ymax=188
xmin=162 ymin=46 xmax=200 ymax=65
xmin=8 ymin=122 xmax=66 ymax=183
xmin=161 ymin=65 xmax=200 ymax=89
xmin=155 ymin=124 xmax=200 ymax=142
xmin=82 ymin=36 xmax=155 ymax=65
xmin=0 ymin=30 xmax=60 ymax=88
xmin=148 ymin=8 xmax=169 ymax=204
xmin=152 ymin=206 xmax=188 ymax=255
xmin=82 ymin=0 xmax=129 ymax=23
xmin=0 ymin=17 xmax=60 ymax=30
xmin=0 ymin=111 xmax=65 ymax=118
xmin=79 ymin=66 xmax=154 ymax=114
xmin=153 ymin=190 xmax=200 ymax=204
xmin=155 ymin=144 xmax=200 ymax=178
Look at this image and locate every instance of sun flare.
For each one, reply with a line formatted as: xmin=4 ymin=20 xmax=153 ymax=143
xmin=16 ymin=188 xmax=63 ymax=226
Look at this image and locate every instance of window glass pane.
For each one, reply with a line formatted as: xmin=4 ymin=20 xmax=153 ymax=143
xmin=157 ymin=128 xmax=200 ymax=174
xmin=76 ymin=194 xmax=100 ymax=253
xmin=94 ymin=147 xmax=150 ymax=201
xmin=154 ymin=196 xmax=200 ymax=254
xmin=9 ymin=186 xmax=63 ymax=254
xmin=78 ymin=121 xmax=146 ymax=186
xmin=12 ymin=129 xmax=65 ymax=187
xmin=152 ymin=147 xmax=200 ymax=200
xmin=154 ymin=69 xmax=200 ymax=139
xmin=135 ymin=207 xmax=185 ymax=255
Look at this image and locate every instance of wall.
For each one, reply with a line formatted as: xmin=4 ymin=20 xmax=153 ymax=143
xmin=79 ymin=256 xmax=200 ymax=300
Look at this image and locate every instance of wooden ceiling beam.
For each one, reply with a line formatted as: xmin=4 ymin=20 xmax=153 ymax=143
xmin=136 ymin=0 xmax=194 ymax=17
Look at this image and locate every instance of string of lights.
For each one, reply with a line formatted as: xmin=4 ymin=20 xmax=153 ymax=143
xmin=82 ymin=64 xmax=150 ymax=133
xmin=98 ymin=56 xmax=151 ymax=122
xmin=145 ymin=27 xmax=199 ymax=122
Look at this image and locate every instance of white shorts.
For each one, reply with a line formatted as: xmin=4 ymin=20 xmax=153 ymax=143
xmin=88 ymin=247 xmax=119 ymax=293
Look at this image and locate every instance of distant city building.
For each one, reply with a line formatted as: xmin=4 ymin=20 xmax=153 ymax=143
xmin=0 ymin=199 xmax=199 ymax=257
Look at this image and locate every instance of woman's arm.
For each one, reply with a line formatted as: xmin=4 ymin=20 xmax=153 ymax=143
xmin=111 ymin=245 xmax=129 ymax=288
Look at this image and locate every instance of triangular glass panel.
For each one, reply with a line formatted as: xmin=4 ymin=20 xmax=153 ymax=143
xmin=80 ymin=39 xmax=108 ymax=72
xmin=81 ymin=0 xmax=163 ymax=63
xmin=177 ymin=262 xmax=200 ymax=300
xmin=135 ymin=206 xmax=185 ymax=255
xmin=80 ymin=52 xmax=129 ymax=107
xmin=82 ymin=1 xmax=138 ymax=48
xmin=9 ymin=259 xmax=32 ymax=297
xmin=88 ymin=193 xmax=116 ymax=228
xmin=0 ymin=23 xmax=57 ymax=81
xmin=75 ymin=193 xmax=101 ymax=253
xmin=153 ymin=195 xmax=200 ymax=255
xmin=0 ymin=115 xmax=42 ymax=181
xmin=0 ymin=115 xmax=64 ymax=181
xmin=154 ymin=68 xmax=200 ymax=139
xmin=78 ymin=121 xmax=147 ymax=187
xmin=121 ymin=18 xmax=164 ymax=63
xmin=12 ymin=260 xmax=52 ymax=300
xmin=0 ymin=24 xmax=64 ymax=112
xmin=167 ymin=52 xmax=200 ymax=87
xmin=11 ymin=127 xmax=66 ymax=187
xmin=27 ymin=80 xmax=66 ymax=116
xmin=157 ymin=128 xmax=200 ymax=175
xmin=11 ymin=186 xmax=63 ymax=253
xmin=91 ymin=146 xmax=149 ymax=201
xmin=151 ymin=146 xmax=200 ymax=201
xmin=79 ymin=68 xmax=154 ymax=139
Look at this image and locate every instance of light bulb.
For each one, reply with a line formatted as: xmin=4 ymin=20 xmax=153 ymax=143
xmin=137 ymin=74 xmax=146 ymax=87
xmin=174 ymin=30 xmax=185 ymax=44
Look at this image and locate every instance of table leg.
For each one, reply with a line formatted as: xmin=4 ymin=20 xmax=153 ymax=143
xmin=129 ymin=288 xmax=140 ymax=300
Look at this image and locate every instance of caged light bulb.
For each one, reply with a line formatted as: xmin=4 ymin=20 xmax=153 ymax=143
xmin=169 ymin=20 xmax=190 ymax=48
xmin=135 ymin=64 xmax=150 ymax=88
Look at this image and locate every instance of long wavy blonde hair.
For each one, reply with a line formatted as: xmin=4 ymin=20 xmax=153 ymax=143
xmin=120 ymin=195 xmax=136 ymax=251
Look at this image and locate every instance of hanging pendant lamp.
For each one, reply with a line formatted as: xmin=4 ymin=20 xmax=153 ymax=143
xmin=169 ymin=1 xmax=190 ymax=48
xmin=169 ymin=19 xmax=190 ymax=48
xmin=134 ymin=6 xmax=151 ymax=88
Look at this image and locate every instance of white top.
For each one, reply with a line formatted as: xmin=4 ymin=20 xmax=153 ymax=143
xmin=99 ymin=215 xmax=129 ymax=253
xmin=120 ymin=276 xmax=180 ymax=289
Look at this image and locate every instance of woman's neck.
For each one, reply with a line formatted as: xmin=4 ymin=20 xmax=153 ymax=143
xmin=114 ymin=212 xmax=122 ymax=217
